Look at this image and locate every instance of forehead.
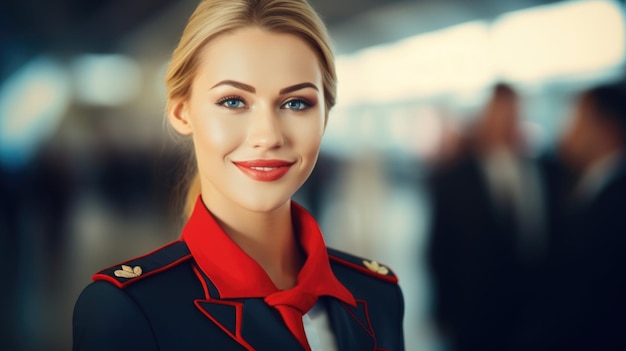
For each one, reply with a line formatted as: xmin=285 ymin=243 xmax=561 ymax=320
xmin=193 ymin=27 xmax=322 ymax=90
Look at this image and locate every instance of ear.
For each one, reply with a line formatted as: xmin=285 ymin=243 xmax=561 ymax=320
xmin=168 ymin=98 xmax=193 ymax=135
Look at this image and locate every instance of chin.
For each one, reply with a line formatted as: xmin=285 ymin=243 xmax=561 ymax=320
xmin=240 ymin=197 xmax=292 ymax=214
xmin=237 ymin=178 xmax=308 ymax=214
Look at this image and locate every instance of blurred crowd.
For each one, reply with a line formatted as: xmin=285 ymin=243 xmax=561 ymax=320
xmin=1 ymin=78 xmax=626 ymax=350
xmin=426 ymin=79 xmax=626 ymax=351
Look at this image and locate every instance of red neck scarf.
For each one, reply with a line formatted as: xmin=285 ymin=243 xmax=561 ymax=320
xmin=182 ymin=197 xmax=355 ymax=350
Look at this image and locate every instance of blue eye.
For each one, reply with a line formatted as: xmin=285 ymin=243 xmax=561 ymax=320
xmin=218 ymin=97 xmax=246 ymax=109
xmin=282 ymin=99 xmax=311 ymax=111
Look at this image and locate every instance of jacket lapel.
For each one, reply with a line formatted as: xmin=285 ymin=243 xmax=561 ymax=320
xmin=240 ymin=299 xmax=305 ymax=351
xmin=195 ymin=298 xmax=305 ymax=351
xmin=194 ymin=298 xmax=253 ymax=350
xmin=326 ymin=297 xmax=376 ymax=350
xmin=192 ymin=264 xmax=304 ymax=350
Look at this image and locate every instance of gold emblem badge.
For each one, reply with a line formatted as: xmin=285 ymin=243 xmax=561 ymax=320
xmin=363 ymin=260 xmax=389 ymax=275
xmin=114 ymin=265 xmax=143 ymax=279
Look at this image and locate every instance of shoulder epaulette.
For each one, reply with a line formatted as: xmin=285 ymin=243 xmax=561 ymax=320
xmin=327 ymin=247 xmax=399 ymax=284
xmin=93 ymin=240 xmax=192 ymax=288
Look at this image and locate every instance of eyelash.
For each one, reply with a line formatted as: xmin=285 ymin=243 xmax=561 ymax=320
xmin=216 ymin=95 xmax=247 ymax=109
xmin=281 ymin=98 xmax=314 ymax=111
xmin=215 ymin=96 xmax=315 ymax=111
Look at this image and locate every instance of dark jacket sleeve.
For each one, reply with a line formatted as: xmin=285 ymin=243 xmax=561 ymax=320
xmin=395 ymin=283 xmax=406 ymax=351
xmin=73 ymin=281 xmax=159 ymax=351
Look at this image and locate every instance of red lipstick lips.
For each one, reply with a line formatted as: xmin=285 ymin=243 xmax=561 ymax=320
xmin=233 ymin=159 xmax=294 ymax=182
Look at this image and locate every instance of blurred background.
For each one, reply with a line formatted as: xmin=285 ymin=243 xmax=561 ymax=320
xmin=1 ymin=0 xmax=625 ymax=350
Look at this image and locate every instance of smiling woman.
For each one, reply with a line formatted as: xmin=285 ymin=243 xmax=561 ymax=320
xmin=169 ymin=27 xmax=326 ymax=217
xmin=72 ymin=1 xmax=405 ymax=350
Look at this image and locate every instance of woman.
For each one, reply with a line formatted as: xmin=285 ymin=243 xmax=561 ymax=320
xmin=72 ymin=1 xmax=405 ymax=350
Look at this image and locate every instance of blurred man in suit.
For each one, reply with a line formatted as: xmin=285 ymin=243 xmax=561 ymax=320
xmin=514 ymin=80 xmax=626 ymax=351
xmin=427 ymin=83 xmax=547 ymax=351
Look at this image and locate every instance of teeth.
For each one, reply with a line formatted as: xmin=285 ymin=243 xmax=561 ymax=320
xmin=250 ymin=167 xmax=277 ymax=171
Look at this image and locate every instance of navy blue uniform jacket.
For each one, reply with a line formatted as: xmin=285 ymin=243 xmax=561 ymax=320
xmin=73 ymin=199 xmax=405 ymax=350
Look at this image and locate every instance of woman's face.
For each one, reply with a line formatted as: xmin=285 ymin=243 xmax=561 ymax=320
xmin=170 ymin=27 xmax=326 ymax=214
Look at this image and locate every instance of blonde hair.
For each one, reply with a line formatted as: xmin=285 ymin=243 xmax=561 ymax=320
xmin=164 ymin=0 xmax=337 ymax=218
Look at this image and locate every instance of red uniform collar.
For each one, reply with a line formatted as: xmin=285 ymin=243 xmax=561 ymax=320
xmin=181 ymin=197 xmax=356 ymax=307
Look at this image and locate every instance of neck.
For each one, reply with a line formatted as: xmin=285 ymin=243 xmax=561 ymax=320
xmin=201 ymin=195 xmax=304 ymax=290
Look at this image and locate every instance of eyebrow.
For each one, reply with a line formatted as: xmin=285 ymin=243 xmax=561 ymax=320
xmin=279 ymin=82 xmax=319 ymax=95
xmin=211 ymin=80 xmax=255 ymax=93
xmin=210 ymin=80 xmax=319 ymax=95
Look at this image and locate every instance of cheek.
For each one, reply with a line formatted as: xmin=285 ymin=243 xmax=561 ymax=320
xmin=191 ymin=114 xmax=243 ymax=159
xmin=203 ymin=122 xmax=232 ymax=147
xmin=301 ymin=133 xmax=323 ymax=157
xmin=291 ymin=118 xmax=325 ymax=156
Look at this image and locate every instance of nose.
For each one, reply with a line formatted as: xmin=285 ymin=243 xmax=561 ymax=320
xmin=246 ymin=107 xmax=285 ymax=149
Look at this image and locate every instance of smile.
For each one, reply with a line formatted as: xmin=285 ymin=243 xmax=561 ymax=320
xmin=250 ymin=167 xmax=278 ymax=171
xmin=233 ymin=160 xmax=295 ymax=182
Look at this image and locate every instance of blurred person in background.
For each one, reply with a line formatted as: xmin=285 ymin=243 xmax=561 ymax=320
xmin=427 ymin=83 xmax=547 ymax=351
xmin=72 ymin=0 xmax=405 ymax=350
xmin=515 ymin=80 xmax=626 ymax=351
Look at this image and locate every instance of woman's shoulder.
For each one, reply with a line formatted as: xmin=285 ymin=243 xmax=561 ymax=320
xmin=326 ymin=247 xmax=399 ymax=285
xmin=91 ymin=240 xmax=193 ymax=289
xmin=73 ymin=241 xmax=194 ymax=350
